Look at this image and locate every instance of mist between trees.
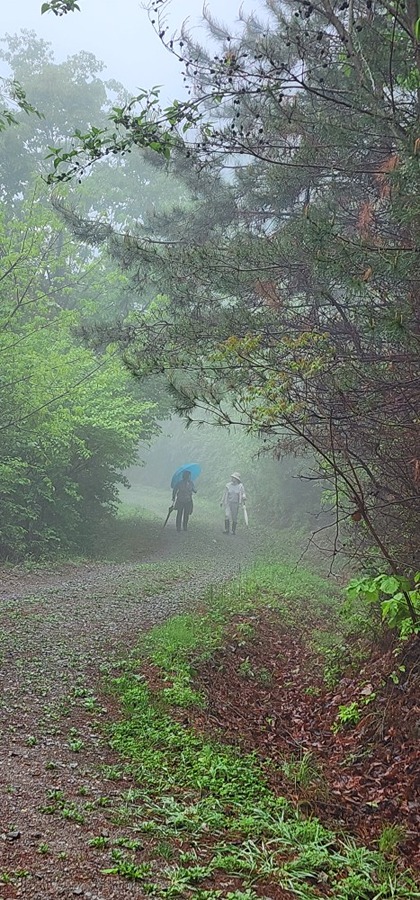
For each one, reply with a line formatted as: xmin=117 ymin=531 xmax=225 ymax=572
xmin=0 ymin=0 xmax=419 ymax=624
xmin=0 ymin=25 xmax=324 ymax=565
xmin=125 ymin=414 xmax=326 ymax=532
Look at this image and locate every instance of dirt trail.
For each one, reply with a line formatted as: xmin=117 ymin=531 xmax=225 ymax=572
xmin=0 ymin=509 xmax=265 ymax=899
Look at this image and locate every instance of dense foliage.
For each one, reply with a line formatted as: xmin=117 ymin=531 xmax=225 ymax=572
xmin=0 ymin=38 xmax=176 ymax=560
xmin=0 ymin=194 xmax=158 ymax=558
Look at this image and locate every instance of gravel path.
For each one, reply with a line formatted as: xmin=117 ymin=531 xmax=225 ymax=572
xmin=0 ymin=507 xmax=264 ymax=899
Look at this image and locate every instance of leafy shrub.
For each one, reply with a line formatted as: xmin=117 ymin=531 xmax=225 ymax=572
xmin=346 ymin=573 xmax=420 ymax=638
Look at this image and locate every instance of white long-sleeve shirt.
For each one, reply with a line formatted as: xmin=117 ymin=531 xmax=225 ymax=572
xmin=222 ymin=481 xmax=246 ymax=507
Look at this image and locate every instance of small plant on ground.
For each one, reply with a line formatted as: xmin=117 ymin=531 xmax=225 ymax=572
xmin=37 ymin=842 xmax=50 ymax=854
xmin=95 ymin=795 xmax=112 ymax=807
xmin=155 ymin=841 xmax=174 ymax=862
xmin=102 ymin=849 xmax=152 ymax=881
xmin=41 ymin=788 xmax=86 ymax=824
xmin=238 ymin=656 xmax=254 ymax=679
xmin=304 ymin=685 xmax=320 ymax=696
xmin=100 ymin=764 xmax=125 ymax=780
xmin=281 ymin=751 xmax=322 ymax=792
xmin=234 ymin=622 xmax=256 ymax=643
xmin=378 ymin=825 xmax=406 ymax=856
xmin=89 ymin=835 xmax=110 ymax=849
xmin=322 ymin=644 xmax=349 ymax=687
xmin=0 ymin=870 xmax=29 ymax=884
xmin=49 ymin=788 xmax=64 ymax=800
xmin=256 ymin=666 xmax=272 ymax=685
xmin=115 ymin=837 xmax=143 ymax=851
xmin=162 ymin=668 xmax=206 ymax=709
xmin=68 ymin=727 xmax=85 ymax=752
xmin=332 ymin=701 xmax=361 ymax=733
xmin=61 ymin=803 xmax=85 ymax=824
xmin=389 ymin=665 xmax=406 ymax=685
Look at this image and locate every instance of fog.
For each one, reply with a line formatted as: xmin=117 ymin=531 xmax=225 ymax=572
xmin=0 ymin=6 xmax=416 ymax=891
xmin=0 ymin=1 xmax=338 ymax=565
xmin=123 ymin=417 xmax=325 ymax=536
xmin=1 ymin=0 xmax=262 ymax=97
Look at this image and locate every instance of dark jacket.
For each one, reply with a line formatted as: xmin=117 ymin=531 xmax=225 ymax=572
xmin=172 ymin=479 xmax=196 ymax=511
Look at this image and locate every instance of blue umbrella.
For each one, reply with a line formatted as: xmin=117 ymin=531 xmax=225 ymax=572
xmin=171 ymin=463 xmax=201 ymax=489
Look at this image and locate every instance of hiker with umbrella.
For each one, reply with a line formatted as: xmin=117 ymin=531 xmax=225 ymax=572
xmin=166 ymin=464 xmax=200 ymax=532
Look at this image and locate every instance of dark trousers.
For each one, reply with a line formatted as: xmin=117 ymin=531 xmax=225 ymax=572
xmin=176 ymin=503 xmax=190 ymax=531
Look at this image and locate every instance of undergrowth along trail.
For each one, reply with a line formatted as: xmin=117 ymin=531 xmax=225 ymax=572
xmin=0 ymin=497 xmax=301 ymax=898
xmin=99 ymin=561 xmax=418 ymax=898
xmin=0 ymin=498 xmax=418 ymax=898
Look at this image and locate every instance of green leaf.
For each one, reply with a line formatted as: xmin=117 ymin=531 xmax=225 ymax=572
xmin=378 ymin=575 xmax=401 ymax=595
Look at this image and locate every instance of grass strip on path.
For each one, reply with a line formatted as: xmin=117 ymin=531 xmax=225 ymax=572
xmin=99 ymin=560 xmax=419 ymax=899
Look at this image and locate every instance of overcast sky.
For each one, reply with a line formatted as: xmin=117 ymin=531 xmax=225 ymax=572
xmin=1 ymin=0 xmax=263 ymax=97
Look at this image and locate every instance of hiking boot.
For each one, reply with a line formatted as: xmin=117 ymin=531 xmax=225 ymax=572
xmin=224 ymin=518 xmax=230 ymax=534
xmin=232 ymin=522 xmax=237 ymax=534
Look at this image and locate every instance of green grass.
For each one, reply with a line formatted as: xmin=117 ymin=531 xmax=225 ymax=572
xmin=40 ymin=788 xmax=87 ymax=825
xmin=0 ymin=870 xmax=29 ymax=884
xmin=106 ymin=675 xmax=418 ymax=898
xmin=134 ymin=559 xmax=338 ymax=708
xmin=97 ymin=561 xmax=419 ymax=899
xmin=117 ymin=502 xmax=161 ymax=522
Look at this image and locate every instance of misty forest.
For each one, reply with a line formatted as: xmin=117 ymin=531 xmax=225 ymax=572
xmin=0 ymin=1 xmax=419 ymax=897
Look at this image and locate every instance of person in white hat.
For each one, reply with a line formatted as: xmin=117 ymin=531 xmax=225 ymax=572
xmin=221 ymin=472 xmax=246 ymax=534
